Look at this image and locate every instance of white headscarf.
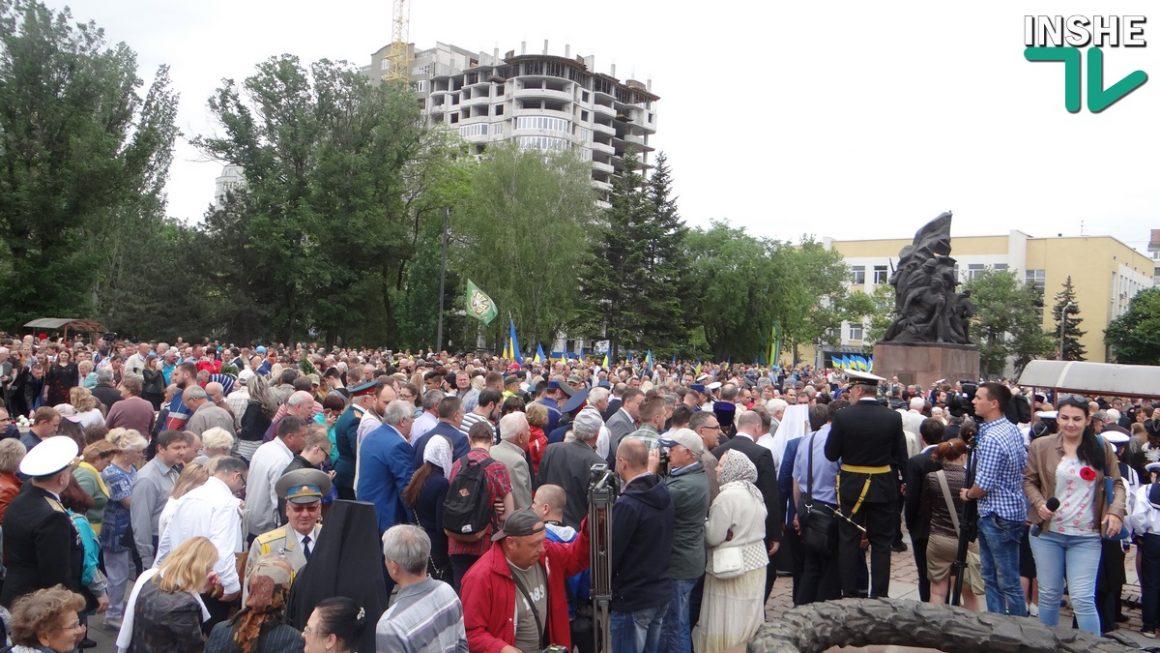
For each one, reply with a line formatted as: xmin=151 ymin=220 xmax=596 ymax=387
xmin=424 ymin=435 xmax=453 ymax=475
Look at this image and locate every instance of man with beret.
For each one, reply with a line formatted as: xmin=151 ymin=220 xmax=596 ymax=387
xmin=460 ymin=508 xmax=590 ymax=653
xmin=245 ymin=468 xmax=330 ymax=601
xmin=0 ymin=436 xmax=86 ymax=608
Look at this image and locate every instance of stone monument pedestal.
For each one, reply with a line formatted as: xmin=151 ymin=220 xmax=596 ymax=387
xmin=873 ymin=342 xmax=981 ymax=389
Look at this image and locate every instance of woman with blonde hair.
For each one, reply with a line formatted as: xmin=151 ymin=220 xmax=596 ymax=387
xmin=157 ymin=463 xmax=210 ymax=538
xmin=69 ymin=387 xmax=104 ymax=429
xmin=101 ymin=429 xmax=148 ymax=629
xmin=0 ymin=438 xmax=27 ymax=522
xmin=79 ymin=359 xmax=97 ymax=390
xmin=117 ymin=536 xmax=218 ymax=653
xmin=73 ymin=440 xmax=117 ymax=533
xmin=7 ymin=585 xmax=89 ymax=653
xmin=201 ymin=427 xmax=236 ymax=459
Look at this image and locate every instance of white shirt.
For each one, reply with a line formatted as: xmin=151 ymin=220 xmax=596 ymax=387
xmin=245 ymin=438 xmax=293 ymax=536
xmin=125 ymin=353 xmax=148 ymax=378
xmin=1128 ymin=484 xmax=1160 ymax=536
xmin=155 ymin=476 xmax=244 ymax=594
xmin=411 ymin=411 xmax=439 ymax=445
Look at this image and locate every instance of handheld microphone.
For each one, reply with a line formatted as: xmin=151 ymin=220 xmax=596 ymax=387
xmin=1030 ymin=497 xmax=1060 ymax=537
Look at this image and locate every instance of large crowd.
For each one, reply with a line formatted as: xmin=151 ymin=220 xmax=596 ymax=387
xmin=0 ymin=334 xmax=1158 ymax=653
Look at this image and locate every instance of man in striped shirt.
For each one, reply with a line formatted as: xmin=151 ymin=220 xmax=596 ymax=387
xmin=377 ymin=525 xmax=467 ymax=653
xmin=460 ymin=389 xmax=500 ymax=442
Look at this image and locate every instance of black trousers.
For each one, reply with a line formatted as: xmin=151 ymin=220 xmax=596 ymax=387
xmin=797 ymin=534 xmax=841 ymax=604
xmin=837 ymin=499 xmax=894 ymax=599
xmin=450 ymin=553 xmax=479 ymax=594
xmin=912 ymin=536 xmax=931 ymax=602
xmin=1141 ymin=534 xmax=1160 ymax=630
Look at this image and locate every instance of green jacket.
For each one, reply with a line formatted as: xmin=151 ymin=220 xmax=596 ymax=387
xmin=665 ymin=462 xmax=710 ymax=580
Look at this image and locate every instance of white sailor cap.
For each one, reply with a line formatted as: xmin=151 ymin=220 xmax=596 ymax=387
xmin=1147 ymin=462 xmax=1160 ymax=475
xmin=1102 ymin=430 xmax=1131 ymax=445
xmin=845 ymin=370 xmax=887 ymax=386
xmin=707 ymin=381 xmax=723 ymax=391
xmin=19 ymin=436 xmax=79 ymax=478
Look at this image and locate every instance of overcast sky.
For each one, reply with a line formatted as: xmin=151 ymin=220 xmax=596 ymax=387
xmin=55 ymin=0 xmax=1158 ymax=250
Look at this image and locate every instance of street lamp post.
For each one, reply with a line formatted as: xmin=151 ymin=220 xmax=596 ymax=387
xmin=1058 ymin=301 xmax=1073 ymax=360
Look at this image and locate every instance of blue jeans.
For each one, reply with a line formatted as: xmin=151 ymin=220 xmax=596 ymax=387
xmin=1029 ymin=530 xmax=1102 ymax=634
xmin=661 ymin=578 xmax=697 ymax=653
xmin=611 ymin=606 xmax=665 ymax=653
xmin=976 ymin=514 xmax=1029 ymax=617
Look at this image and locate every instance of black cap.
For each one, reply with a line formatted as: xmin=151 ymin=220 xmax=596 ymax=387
xmin=491 ymin=508 xmax=546 ymax=541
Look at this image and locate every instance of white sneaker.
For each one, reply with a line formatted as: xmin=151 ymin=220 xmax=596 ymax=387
xmin=1028 ymin=603 xmax=1039 ymax=617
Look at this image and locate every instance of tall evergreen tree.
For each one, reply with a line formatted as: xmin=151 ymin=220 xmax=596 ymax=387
xmin=640 ymin=153 xmax=692 ymax=352
xmin=1050 ymin=275 xmax=1087 ymax=360
xmin=579 ymin=152 xmax=650 ymax=362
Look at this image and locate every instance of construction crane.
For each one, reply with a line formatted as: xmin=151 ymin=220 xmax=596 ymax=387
xmin=384 ymin=0 xmax=411 ymax=83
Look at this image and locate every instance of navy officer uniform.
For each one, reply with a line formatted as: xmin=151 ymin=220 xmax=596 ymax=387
xmin=824 ymin=370 xmax=908 ymax=599
xmin=0 ymin=436 xmax=85 ymax=608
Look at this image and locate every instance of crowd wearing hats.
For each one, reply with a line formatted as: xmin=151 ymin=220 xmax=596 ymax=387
xmin=6 ymin=332 xmax=1160 ymax=650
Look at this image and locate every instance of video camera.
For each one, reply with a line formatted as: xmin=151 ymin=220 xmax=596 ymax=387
xmin=947 ymin=380 xmax=978 ymax=419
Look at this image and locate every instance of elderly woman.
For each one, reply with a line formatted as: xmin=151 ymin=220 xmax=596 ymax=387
xmin=403 ymin=435 xmax=452 ymax=582
xmin=694 ymin=450 xmax=768 ymax=653
xmin=73 ymin=440 xmax=116 ymax=534
xmin=301 ymin=597 xmax=365 ymax=653
xmin=201 ymin=427 xmax=236 ymax=459
xmin=206 ymin=556 xmax=303 ymax=653
xmin=100 ymin=429 xmax=148 ymax=630
xmin=117 ymin=537 xmax=218 ymax=653
xmin=79 ymin=360 xmax=97 ymax=390
xmin=0 ymin=438 xmax=27 ymax=522
xmin=6 ymin=586 xmax=89 ymax=653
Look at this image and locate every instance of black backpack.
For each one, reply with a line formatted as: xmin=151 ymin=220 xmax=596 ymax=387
xmin=443 ymin=456 xmax=495 ymax=542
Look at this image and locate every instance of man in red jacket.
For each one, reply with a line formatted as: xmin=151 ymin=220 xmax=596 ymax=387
xmin=461 ymin=507 xmax=590 ymax=653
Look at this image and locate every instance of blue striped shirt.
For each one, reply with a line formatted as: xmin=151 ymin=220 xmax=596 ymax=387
xmin=792 ymin=425 xmax=839 ymax=505
xmin=974 ymin=417 xmax=1028 ymax=521
xmin=376 ymin=577 xmax=468 ymax=653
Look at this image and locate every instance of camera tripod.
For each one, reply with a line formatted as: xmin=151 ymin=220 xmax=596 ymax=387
xmin=587 ymin=463 xmax=617 ymax=653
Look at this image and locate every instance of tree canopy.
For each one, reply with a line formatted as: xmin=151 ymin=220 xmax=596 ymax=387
xmin=1106 ymin=287 xmax=1160 ymax=365
xmin=965 ymin=269 xmax=1054 ymax=377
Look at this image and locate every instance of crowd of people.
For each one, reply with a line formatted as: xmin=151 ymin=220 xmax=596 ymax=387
xmin=0 ymin=333 xmax=1157 ymax=653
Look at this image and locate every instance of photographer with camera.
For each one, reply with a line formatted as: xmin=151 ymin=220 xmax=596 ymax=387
xmin=656 ymin=429 xmax=709 ymax=653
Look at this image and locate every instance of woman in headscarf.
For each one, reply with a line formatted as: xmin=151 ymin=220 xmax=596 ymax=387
xmin=403 ymin=435 xmax=451 ymax=582
xmin=693 ymin=450 xmax=768 ymax=653
xmin=206 ymin=556 xmax=303 ymax=653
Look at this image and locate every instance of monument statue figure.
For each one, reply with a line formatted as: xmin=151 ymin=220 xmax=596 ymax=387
xmin=882 ymin=211 xmax=973 ymax=345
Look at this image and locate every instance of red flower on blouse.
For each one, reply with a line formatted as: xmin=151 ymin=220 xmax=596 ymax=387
xmin=1079 ymin=466 xmax=1097 ymax=481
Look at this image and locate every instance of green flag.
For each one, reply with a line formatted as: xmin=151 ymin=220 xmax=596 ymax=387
xmin=465 ymin=279 xmax=498 ymax=325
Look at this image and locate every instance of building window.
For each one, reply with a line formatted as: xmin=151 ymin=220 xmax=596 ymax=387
xmin=967 ymin=264 xmax=985 ymax=281
xmin=581 ymin=110 xmax=589 ymax=121
xmin=848 ymin=324 xmax=864 ymax=341
xmin=993 ymin=263 xmax=1008 ymax=271
xmin=516 ymin=116 xmax=569 ymax=133
xmin=1026 ymin=269 xmax=1045 ymax=291
xmin=494 ymin=105 xmax=504 ymax=116
xmin=581 ymin=91 xmax=590 ymax=102
xmin=873 ymin=265 xmax=888 ymax=284
xmin=458 ymin=123 xmax=488 ymax=138
xmin=517 ymin=135 xmax=568 ymax=151
xmin=851 ymin=266 xmax=866 ymax=285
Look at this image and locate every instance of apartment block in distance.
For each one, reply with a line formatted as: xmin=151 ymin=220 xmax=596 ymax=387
xmin=822 ymin=230 xmax=1154 ymax=364
xmin=366 ymin=40 xmax=658 ymax=206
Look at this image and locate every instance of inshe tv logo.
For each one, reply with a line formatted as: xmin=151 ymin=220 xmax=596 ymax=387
xmin=1024 ymin=15 xmax=1149 ymax=113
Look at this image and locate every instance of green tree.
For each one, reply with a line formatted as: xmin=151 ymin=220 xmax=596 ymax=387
xmin=683 ymin=222 xmax=779 ymax=361
xmin=1050 ymin=275 xmax=1087 ymax=361
xmin=1106 ymin=287 xmax=1160 ymax=364
xmin=639 ymin=153 xmax=692 ymax=352
xmin=195 ymin=55 xmax=439 ymax=344
xmin=966 ymin=270 xmax=1054 ymax=377
xmin=769 ymin=237 xmax=852 ymax=359
xmin=454 ymin=143 xmax=597 ymax=352
xmin=0 ymin=0 xmax=178 ymax=327
xmin=844 ymin=283 xmax=896 ymax=348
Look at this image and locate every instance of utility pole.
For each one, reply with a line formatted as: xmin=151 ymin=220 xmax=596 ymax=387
xmin=435 ymin=207 xmax=449 ymax=351
xmin=1058 ymin=301 xmax=1073 ymax=360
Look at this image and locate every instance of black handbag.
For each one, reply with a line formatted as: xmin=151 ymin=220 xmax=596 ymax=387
xmin=798 ymin=432 xmax=838 ymax=553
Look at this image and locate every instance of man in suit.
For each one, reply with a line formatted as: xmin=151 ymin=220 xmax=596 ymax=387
xmin=0 ymin=436 xmax=87 ymax=608
xmin=904 ymin=417 xmax=945 ymax=602
xmin=491 ymin=411 xmax=533 ymax=509
xmin=605 ymin=388 xmax=644 ymax=467
xmin=712 ymin=409 xmax=783 ymax=602
xmin=538 ymin=408 xmax=606 ymax=529
xmin=411 ymin=396 xmax=469 ymax=468
xmin=602 ymin=383 xmax=626 ymax=422
xmin=246 ymin=468 xmax=330 ymax=601
xmin=358 ymin=400 xmax=416 ymax=540
xmin=824 ymin=370 xmax=908 ymax=599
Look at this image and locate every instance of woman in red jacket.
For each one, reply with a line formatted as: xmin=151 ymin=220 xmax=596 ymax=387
xmin=460 ymin=508 xmax=589 ymax=652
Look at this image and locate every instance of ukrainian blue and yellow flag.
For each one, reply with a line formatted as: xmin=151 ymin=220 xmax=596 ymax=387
xmin=533 ymin=344 xmax=546 ymax=364
xmin=601 ymin=353 xmax=610 ymax=369
xmin=508 ymin=319 xmax=523 ymax=364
